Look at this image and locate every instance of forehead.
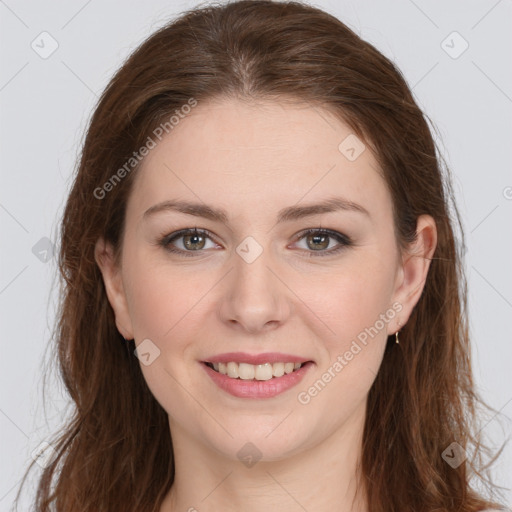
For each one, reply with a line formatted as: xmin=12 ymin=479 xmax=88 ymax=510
xmin=127 ymin=97 xmax=390 ymax=224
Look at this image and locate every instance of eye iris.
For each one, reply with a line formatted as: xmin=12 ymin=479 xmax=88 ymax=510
xmin=307 ymin=233 xmax=329 ymax=250
xmin=183 ymin=233 xmax=205 ymax=250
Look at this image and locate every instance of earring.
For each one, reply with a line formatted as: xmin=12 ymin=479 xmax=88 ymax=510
xmin=395 ymin=322 xmax=401 ymax=344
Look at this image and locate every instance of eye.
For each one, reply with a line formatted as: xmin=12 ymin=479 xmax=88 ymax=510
xmin=159 ymin=228 xmax=220 ymax=257
xmin=292 ymin=228 xmax=353 ymax=257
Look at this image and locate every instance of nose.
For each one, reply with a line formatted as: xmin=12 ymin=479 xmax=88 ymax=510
xmin=218 ymin=242 xmax=292 ymax=334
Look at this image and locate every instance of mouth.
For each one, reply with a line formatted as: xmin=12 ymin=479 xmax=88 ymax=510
xmin=201 ymin=359 xmax=315 ymax=399
xmin=203 ymin=360 xmax=310 ymax=380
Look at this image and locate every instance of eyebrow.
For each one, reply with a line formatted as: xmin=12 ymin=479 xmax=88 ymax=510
xmin=142 ymin=196 xmax=370 ymax=224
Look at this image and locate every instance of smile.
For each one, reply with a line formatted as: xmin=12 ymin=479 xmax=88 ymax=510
xmin=205 ymin=361 xmax=304 ymax=380
xmin=201 ymin=360 xmax=314 ymax=399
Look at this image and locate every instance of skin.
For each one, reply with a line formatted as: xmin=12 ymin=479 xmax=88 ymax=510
xmin=95 ymin=97 xmax=437 ymax=512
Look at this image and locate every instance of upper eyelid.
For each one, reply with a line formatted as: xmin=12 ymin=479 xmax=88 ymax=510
xmin=166 ymin=228 xmax=219 ymax=243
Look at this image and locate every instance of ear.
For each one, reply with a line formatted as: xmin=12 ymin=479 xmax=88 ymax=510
xmin=94 ymin=237 xmax=134 ymax=340
xmin=389 ymin=214 xmax=437 ymax=334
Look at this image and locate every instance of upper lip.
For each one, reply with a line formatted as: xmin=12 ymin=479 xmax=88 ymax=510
xmin=203 ymin=352 xmax=313 ymax=365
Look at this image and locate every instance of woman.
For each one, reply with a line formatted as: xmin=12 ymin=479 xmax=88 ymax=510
xmin=15 ymin=1 xmax=508 ymax=510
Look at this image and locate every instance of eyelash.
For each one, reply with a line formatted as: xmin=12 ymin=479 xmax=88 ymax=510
xmin=157 ymin=227 xmax=353 ymax=258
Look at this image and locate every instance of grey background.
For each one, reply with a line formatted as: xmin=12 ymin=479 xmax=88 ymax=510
xmin=1 ymin=0 xmax=511 ymax=509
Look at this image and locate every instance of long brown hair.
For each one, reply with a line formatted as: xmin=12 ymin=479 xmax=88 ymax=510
xmin=15 ymin=1 xmax=508 ymax=510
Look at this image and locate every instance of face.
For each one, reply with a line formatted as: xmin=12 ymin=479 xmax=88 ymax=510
xmin=96 ymin=97 xmax=435 ymax=462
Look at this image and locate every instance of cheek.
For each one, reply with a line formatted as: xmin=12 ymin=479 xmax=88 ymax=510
xmin=293 ymin=261 xmax=394 ymax=417
xmin=123 ymin=245 xmax=216 ymax=339
xmin=127 ymin=271 xmax=178 ymax=340
xmin=123 ymin=258 xmax=206 ymax=415
xmin=299 ymin=256 xmax=395 ymax=344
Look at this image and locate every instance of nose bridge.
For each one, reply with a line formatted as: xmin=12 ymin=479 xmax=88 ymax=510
xmin=220 ymin=235 xmax=290 ymax=332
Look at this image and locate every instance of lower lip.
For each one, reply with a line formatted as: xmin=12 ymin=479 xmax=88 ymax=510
xmin=201 ymin=361 xmax=314 ymax=399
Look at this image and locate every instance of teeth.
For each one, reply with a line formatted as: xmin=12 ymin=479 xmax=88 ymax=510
xmin=210 ymin=361 xmax=305 ymax=380
xmin=284 ymin=362 xmax=294 ymax=374
xmin=226 ymin=362 xmax=239 ymax=378
xmin=273 ymin=362 xmax=285 ymax=377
